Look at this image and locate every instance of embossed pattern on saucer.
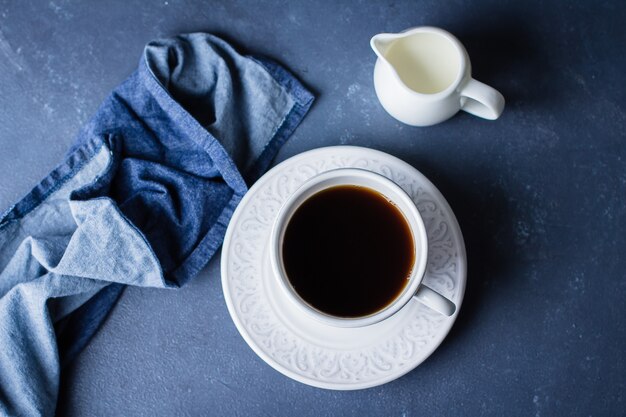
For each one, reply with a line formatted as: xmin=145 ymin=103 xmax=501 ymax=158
xmin=221 ymin=146 xmax=466 ymax=390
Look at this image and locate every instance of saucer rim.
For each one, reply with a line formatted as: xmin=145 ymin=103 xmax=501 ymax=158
xmin=221 ymin=145 xmax=467 ymax=390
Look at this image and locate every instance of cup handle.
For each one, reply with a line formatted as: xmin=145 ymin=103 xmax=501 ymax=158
xmin=460 ymin=78 xmax=505 ymax=120
xmin=413 ymin=284 xmax=456 ymax=316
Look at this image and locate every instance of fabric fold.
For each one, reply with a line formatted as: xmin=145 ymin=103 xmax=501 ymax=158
xmin=0 ymin=33 xmax=313 ymax=416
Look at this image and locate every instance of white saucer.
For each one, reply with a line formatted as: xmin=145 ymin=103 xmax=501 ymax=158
xmin=221 ymin=146 xmax=466 ymax=390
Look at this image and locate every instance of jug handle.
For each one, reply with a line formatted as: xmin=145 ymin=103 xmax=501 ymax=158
xmin=460 ymin=78 xmax=505 ymax=120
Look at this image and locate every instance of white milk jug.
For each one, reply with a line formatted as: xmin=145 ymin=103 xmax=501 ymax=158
xmin=371 ymin=26 xmax=505 ymax=126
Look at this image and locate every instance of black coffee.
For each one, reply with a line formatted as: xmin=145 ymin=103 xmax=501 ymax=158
xmin=282 ymin=185 xmax=415 ymax=318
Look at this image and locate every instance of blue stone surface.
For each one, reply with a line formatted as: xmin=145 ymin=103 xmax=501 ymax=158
xmin=0 ymin=1 xmax=624 ymax=415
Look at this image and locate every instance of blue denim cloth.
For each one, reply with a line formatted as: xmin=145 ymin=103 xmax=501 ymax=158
xmin=0 ymin=33 xmax=313 ymax=416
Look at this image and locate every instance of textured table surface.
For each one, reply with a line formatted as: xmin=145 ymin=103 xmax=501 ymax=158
xmin=1 ymin=1 xmax=624 ymax=416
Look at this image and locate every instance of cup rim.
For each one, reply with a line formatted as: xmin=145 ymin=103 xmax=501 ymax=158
xmin=269 ymin=168 xmax=429 ymax=328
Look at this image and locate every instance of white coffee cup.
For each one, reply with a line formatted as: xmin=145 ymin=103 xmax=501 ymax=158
xmin=371 ymin=26 xmax=505 ymax=126
xmin=269 ymin=168 xmax=456 ymax=328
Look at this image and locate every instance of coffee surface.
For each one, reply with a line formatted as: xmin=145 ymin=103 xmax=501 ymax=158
xmin=282 ymin=185 xmax=415 ymax=317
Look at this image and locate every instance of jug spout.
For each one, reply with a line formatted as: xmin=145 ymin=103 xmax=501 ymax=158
xmin=370 ymin=33 xmax=397 ymax=60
